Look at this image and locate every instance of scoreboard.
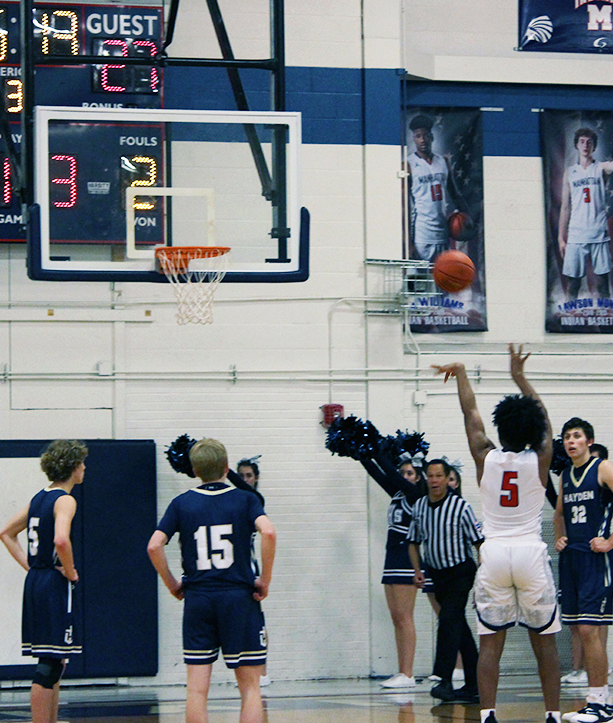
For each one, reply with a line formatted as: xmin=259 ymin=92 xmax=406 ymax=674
xmin=0 ymin=2 xmax=164 ymax=242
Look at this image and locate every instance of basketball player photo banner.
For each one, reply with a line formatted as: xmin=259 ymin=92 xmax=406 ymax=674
xmin=519 ymin=0 xmax=613 ymax=54
xmin=542 ymin=110 xmax=613 ymax=333
xmin=405 ymin=107 xmax=487 ymax=333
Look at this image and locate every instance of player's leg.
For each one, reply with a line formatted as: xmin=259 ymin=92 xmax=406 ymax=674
xmin=30 ymin=659 xmax=65 ymax=723
xmin=562 ymin=243 xmax=587 ymax=300
xmin=186 ymin=664 xmax=212 ymax=723
xmin=590 ymin=243 xmax=611 ymax=298
xmin=578 ymin=625 xmax=608 ymax=687
xmin=234 ymin=665 xmax=265 ymax=723
xmin=477 ymin=631 xmax=506 ymax=708
xmin=384 ymin=584 xmax=417 ymax=681
xmin=529 ymin=631 xmax=560 ymax=712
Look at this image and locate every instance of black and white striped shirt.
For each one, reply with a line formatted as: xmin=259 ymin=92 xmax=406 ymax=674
xmin=409 ymin=492 xmax=483 ymax=570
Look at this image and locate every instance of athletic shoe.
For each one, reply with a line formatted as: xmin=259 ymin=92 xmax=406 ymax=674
xmin=428 ymin=674 xmax=442 ymax=682
xmin=547 ymin=715 xmax=559 ymax=723
xmin=561 ymin=670 xmax=589 ymax=685
xmin=260 ymin=674 xmax=271 ymax=687
xmin=482 ymin=712 xmax=498 ymax=723
xmin=568 ymin=703 xmax=613 ymax=723
xmin=452 ymin=668 xmax=465 ymax=682
xmin=431 ymin=680 xmax=455 ymax=702
xmin=380 ymin=673 xmax=416 ymax=689
xmin=453 ymin=685 xmax=480 ymax=704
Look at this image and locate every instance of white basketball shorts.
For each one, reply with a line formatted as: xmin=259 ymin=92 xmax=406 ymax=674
xmin=474 ymin=538 xmax=560 ymax=635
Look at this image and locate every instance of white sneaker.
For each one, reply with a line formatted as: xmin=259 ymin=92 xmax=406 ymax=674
xmin=260 ymin=674 xmax=271 ymax=687
xmin=428 ymin=674 xmax=442 ymax=682
xmin=452 ymin=669 xmax=465 ymax=682
xmin=571 ymin=703 xmax=613 ymax=723
xmin=563 ymin=713 xmax=579 ymax=722
xmin=561 ymin=670 xmax=589 ymax=685
xmin=380 ymin=674 xmax=416 ymax=689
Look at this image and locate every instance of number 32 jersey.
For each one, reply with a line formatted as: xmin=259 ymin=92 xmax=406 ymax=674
xmin=157 ymin=482 xmax=265 ymax=590
xmin=562 ymin=457 xmax=612 ymax=552
xmin=480 ymin=449 xmax=545 ymax=540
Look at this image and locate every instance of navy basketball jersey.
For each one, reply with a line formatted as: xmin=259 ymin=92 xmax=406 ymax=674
xmin=157 ymin=482 xmax=265 ymax=589
xmin=386 ymin=491 xmax=413 ymax=549
xmin=27 ymin=488 xmax=68 ymax=569
xmin=562 ymin=458 xmax=612 ymax=551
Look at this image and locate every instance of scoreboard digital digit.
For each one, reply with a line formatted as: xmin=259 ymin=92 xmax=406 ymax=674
xmin=0 ymin=2 xmax=164 ymax=242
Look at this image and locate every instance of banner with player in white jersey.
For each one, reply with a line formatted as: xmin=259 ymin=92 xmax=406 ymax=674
xmin=404 ymin=107 xmax=487 ymax=333
xmin=542 ymin=110 xmax=613 ymax=333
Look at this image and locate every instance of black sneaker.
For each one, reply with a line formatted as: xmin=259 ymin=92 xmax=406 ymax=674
xmin=430 ymin=680 xmax=455 ymax=702
xmin=453 ymin=685 xmax=480 ymax=704
xmin=483 ymin=712 xmax=498 ymax=723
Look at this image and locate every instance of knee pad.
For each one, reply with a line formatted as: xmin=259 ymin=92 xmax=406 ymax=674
xmin=33 ymin=658 xmax=64 ymax=689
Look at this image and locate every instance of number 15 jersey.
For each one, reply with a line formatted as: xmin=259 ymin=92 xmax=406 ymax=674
xmin=480 ymin=449 xmax=545 ymax=540
xmin=157 ymin=482 xmax=265 ymax=590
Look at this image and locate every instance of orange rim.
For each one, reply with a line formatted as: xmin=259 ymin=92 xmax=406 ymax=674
xmin=155 ymin=246 xmax=231 ymax=273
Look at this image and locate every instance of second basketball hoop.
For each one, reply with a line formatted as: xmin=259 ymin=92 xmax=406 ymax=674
xmin=155 ymin=246 xmax=231 ymax=325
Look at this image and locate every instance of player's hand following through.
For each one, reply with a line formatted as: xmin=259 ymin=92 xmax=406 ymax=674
xmin=431 ymin=362 xmax=465 ymax=383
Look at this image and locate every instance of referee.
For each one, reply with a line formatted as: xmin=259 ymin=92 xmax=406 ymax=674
xmin=409 ymin=458 xmax=484 ymax=703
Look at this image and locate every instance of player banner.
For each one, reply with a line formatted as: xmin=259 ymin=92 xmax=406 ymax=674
xmin=405 ymin=107 xmax=487 ymax=333
xmin=542 ymin=110 xmax=613 ymax=333
xmin=519 ymin=0 xmax=613 ymax=54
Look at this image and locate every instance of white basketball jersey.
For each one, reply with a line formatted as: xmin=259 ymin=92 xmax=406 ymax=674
xmin=408 ymin=152 xmax=450 ymax=243
xmin=480 ymin=449 xmax=545 ymax=540
xmin=568 ymin=161 xmax=609 ymax=243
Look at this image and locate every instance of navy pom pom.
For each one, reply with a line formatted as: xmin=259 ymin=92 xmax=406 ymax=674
xmin=166 ymin=434 xmax=197 ymax=477
xmin=325 ymin=415 xmax=381 ymax=460
xmin=550 ymin=436 xmax=571 ymax=476
xmin=377 ymin=430 xmax=430 ymax=467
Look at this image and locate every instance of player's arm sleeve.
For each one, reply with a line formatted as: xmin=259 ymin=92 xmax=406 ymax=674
xmin=247 ymin=493 xmax=266 ymax=526
xmin=156 ymin=499 xmax=179 ymax=541
xmin=227 ymin=469 xmax=266 ymax=506
xmin=360 ymin=458 xmax=396 ymax=497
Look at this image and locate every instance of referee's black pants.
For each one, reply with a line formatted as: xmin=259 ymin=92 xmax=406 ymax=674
xmin=430 ymin=558 xmax=478 ymax=688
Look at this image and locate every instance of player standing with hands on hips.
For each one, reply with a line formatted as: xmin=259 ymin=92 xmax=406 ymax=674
xmin=0 ymin=439 xmax=87 ymax=723
xmin=554 ymin=416 xmax=613 ymax=723
xmin=433 ymin=345 xmax=561 ymax=723
xmin=148 ymin=438 xmax=276 ymax=723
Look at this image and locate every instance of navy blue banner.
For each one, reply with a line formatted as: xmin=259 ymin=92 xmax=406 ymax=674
xmin=519 ymin=0 xmax=613 ymax=54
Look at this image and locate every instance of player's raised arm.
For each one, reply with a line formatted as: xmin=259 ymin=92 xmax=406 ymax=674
xmin=558 ymin=169 xmax=571 ymax=258
xmin=432 ymin=362 xmax=494 ymax=480
xmin=509 ymin=343 xmax=553 ymax=485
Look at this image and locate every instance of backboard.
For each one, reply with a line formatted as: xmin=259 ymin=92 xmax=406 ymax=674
xmin=28 ymin=105 xmax=309 ymax=282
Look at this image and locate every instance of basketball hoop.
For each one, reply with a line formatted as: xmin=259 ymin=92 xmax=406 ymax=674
xmin=155 ymin=246 xmax=230 ymax=325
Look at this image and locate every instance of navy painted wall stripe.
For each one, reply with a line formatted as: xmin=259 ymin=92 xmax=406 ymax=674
xmin=164 ymin=67 xmax=613 ymax=156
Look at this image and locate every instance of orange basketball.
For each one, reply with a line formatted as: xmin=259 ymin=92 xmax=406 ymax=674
xmin=433 ymin=250 xmax=475 ymax=293
xmin=448 ymin=211 xmax=471 ymax=240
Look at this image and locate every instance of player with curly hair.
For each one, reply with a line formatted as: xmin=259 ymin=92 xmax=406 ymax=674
xmin=0 ymin=439 xmax=87 ymax=723
xmin=433 ymin=345 xmax=560 ymax=723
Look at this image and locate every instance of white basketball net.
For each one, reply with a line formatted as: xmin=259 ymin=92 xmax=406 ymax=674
xmin=156 ymin=247 xmax=230 ymax=325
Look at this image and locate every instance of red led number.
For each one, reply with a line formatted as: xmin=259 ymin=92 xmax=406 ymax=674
xmin=51 ymin=155 xmax=77 ymax=208
xmin=500 ymin=471 xmax=519 ymax=508
xmin=101 ymin=39 xmax=128 ymax=92
xmin=3 ymin=157 xmax=10 ymax=206
xmin=133 ymin=40 xmax=159 ymax=92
